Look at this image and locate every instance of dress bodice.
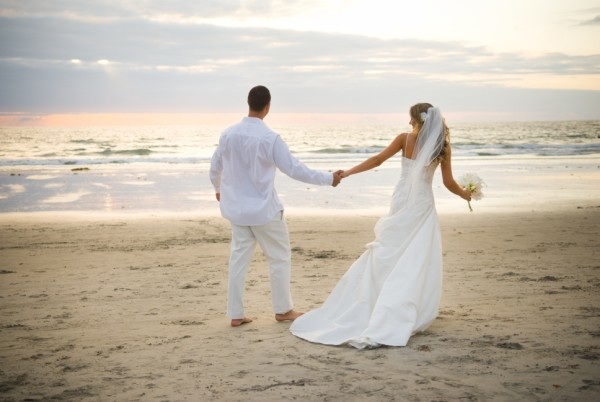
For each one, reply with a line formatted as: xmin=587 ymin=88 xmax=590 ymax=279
xmin=399 ymin=156 xmax=438 ymax=184
xmin=389 ymin=157 xmax=439 ymax=214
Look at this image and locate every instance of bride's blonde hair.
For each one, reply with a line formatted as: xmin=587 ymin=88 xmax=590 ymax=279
xmin=409 ymin=102 xmax=450 ymax=162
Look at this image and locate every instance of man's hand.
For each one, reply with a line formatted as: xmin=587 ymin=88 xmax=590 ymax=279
xmin=332 ymin=170 xmax=343 ymax=187
xmin=215 ymin=192 xmax=220 ymax=201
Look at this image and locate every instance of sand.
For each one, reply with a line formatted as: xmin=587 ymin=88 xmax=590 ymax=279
xmin=0 ymin=207 xmax=599 ymax=401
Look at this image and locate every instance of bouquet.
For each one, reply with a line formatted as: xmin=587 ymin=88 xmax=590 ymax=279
xmin=458 ymin=173 xmax=485 ymax=212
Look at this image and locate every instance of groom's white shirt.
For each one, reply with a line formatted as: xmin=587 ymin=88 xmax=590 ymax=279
xmin=210 ymin=117 xmax=333 ymax=226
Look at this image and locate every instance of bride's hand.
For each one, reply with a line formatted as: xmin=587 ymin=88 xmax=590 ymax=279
xmin=462 ymin=189 xmax=472 ymax=201
xmin=340 ymin=170 xmax=350 ymax=178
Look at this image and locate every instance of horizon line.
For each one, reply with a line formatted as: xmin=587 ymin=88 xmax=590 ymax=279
xmin=1 ymin=111 xmax=597 ymax=127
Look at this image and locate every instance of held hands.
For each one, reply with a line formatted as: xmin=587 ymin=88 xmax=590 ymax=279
xmin=331 ymin=170 xmax=343 ymax=187
xmin=331 ymin=169 xmax=352 ymax=187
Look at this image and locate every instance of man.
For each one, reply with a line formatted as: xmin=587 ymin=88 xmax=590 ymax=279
xmin=210 ymin=85 xmax=342 ymax=327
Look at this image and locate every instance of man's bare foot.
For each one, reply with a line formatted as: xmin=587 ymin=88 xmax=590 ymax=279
xmin=275 ymin=310 xmax=303 ymax=322
xmin=231 ymin=317 xmax=253 ymax=327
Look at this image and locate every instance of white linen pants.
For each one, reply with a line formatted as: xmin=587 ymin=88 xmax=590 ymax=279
xmin=227 ymin=212 xmax=293 ymax=318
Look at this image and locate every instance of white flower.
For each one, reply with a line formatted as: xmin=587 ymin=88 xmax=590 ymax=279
xmin=420 ymin=112 xmax=428 ymax=123
xmin=458 ymin=173 xmax=485 ymax=211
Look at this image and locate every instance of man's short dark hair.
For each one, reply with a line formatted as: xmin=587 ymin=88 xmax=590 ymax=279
xmin=247 ymin=85 xmax=271 ymax=111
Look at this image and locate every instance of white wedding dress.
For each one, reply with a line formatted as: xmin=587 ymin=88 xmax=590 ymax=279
xmin=290 ymin=157 xmax=442 ymax=349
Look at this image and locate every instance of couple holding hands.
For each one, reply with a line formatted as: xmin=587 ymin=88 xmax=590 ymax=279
xmin=209 ymin=85 xmax=472 ymax=349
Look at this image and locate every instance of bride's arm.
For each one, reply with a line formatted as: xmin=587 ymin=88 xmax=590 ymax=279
xmin=440 ymin=146 xmax=471 ymax=201
xmin=341 ymin=134 xmax=405 ymax=178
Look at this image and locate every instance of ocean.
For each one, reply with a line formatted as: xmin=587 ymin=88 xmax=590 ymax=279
xmin=1 ymin=120 xmax=599 ymax=167
xmin=0 ymin=120 xmax=599 ymax=214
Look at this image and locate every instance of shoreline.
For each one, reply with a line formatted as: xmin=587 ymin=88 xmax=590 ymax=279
xmin=1 ymin=154 xmax=599 ymax=216
xmin=1 ymin=207 xmax=599 ymax=401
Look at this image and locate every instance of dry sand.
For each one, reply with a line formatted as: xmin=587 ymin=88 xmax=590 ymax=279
xmin=0 ymin=207 xmax=599 ymax=401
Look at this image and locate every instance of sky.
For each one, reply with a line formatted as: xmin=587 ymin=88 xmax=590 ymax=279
xmin=0 ymin=0 xmax=599 ymax=125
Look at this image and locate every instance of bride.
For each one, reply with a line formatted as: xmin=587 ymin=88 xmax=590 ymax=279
xmin=290 ymin=103 xmax=472 ymax=349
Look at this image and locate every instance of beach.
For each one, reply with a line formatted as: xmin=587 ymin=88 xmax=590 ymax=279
xmin=2 ymin=0 xmax=599 ymax=399
xmin=1 ymin=120 xmax=599 ymax=400
xmin=1 ymin=205 xmax=599 ymax=401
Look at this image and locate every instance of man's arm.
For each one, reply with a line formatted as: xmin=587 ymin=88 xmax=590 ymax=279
xmin=272 ymin=136 xmax=337 ymax=186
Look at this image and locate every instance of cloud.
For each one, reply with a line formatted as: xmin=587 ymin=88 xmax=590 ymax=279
xmin=579 ymin=15 xmax=600 ymax=26
xmin=0 ymin=11 xmax=598 ymax=118
xmin=0 ymin=0 xmax=321 ymax=20
xmin=2 ymin=15 xmax=597 ymax=74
